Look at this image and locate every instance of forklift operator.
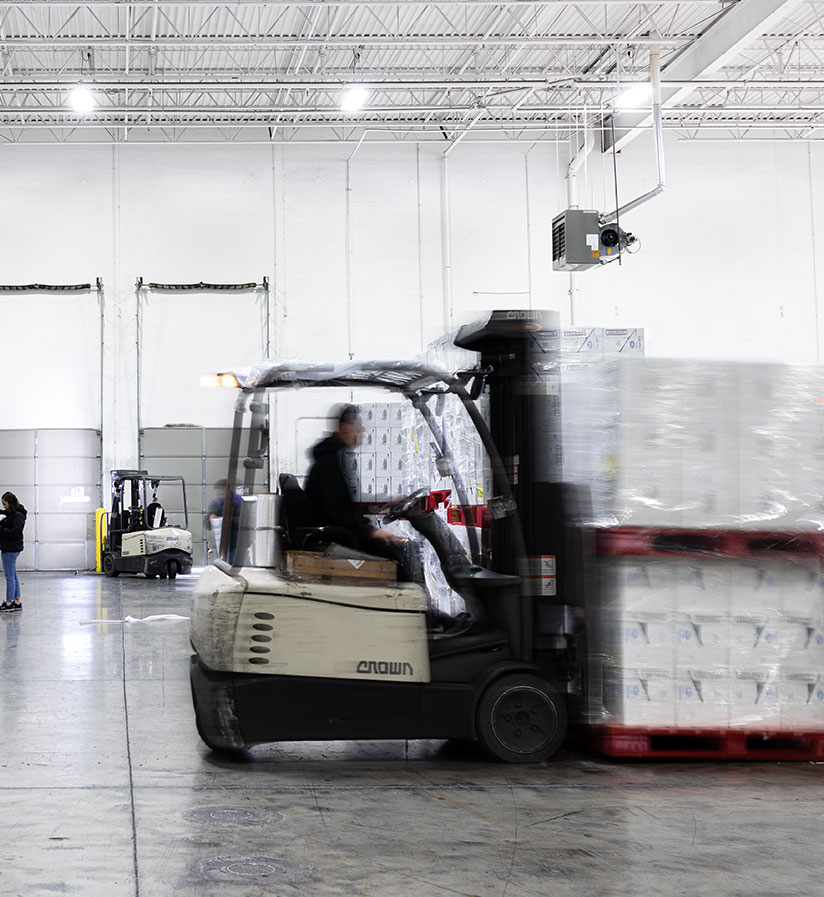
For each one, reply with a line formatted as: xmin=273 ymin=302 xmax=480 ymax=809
xmin=305 ymin=404 xmax=406 ymax=571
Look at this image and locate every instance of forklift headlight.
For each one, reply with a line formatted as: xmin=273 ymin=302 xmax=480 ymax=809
xmin=199 ymin=373 xmax=240 ymax=389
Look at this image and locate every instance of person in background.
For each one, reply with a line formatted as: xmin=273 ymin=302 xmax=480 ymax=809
xmin=207 ymin=479 xmax=242 ymax=564
xmin=305 ymin=404 xmax=405 ymax=568
xmin=0 ymin=491 xmax=27 ymax=611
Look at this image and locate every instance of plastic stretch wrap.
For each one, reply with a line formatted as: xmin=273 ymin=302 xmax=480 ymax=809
xmin=589 ymin=556 xmax=824 ymax=731
xmin=389 ymin=516 xmax=469 ymax=618
xmin=563 ymin=359 xmax=824 ymax=531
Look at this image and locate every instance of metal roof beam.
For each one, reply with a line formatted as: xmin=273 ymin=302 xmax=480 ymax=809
xmin=0 ymin=0 xmax=734 ymax=6
xmin=606 ymin=0 xmax=805 ymax=151
xmin=3 ymin=77 xmax=824 ymax=92
xmin=0 ymin=36 xmax=692 ymax=48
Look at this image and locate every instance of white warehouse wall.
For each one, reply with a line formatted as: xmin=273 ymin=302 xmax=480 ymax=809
xmin=0 ymin=136 xmax=820 ymax=477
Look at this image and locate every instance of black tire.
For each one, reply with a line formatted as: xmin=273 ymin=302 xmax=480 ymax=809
xmin=102 ymin=553 xmax=120 ymax=578
xmin=167 ymin=561 xmax=178 ymax=580
xmin=475 ymin=674 xmax=567 ymax=764
xmin=159 ymin=568 xmax=168 ymax=580
xmin=190 ymin=675 xmax=248 ymax=759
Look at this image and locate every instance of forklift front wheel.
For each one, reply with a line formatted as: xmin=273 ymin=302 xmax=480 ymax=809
xmin=167 ymin=561 xmax=178 ymax=580
xmin=475 ymin=674 xmax=567 ymax=764
xmin=102 ymin=554 xmax=120 ymax=578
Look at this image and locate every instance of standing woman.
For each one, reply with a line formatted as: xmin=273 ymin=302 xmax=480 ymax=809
xmin=0 ymin=491 xmax=27 ymax=611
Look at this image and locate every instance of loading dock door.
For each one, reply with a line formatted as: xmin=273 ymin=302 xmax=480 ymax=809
xmin=0 ymin=429 xmax=101 ymax=570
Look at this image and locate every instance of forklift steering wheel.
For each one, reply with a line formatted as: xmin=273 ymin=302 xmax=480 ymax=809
xmin=382 ymin=487 xmax=430 ymax=523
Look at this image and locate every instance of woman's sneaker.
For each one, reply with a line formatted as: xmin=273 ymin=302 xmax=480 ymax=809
xmin=11 ymin=600 xmax=21 ymax=611
xmin=0 ymin=601 xmax=15 ymax=612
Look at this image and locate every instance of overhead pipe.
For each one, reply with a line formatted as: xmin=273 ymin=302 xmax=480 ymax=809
xmin=566 ymin=131 xmax=595 ymax=210
xmin=600 ymin=49 xmax=665 ymax=226
xmin=566 ymin=130 xmax=595 ymax=326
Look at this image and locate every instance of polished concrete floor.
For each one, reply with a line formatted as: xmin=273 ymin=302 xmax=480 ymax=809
xmin=0 ymin=572 xmax=822 ymax=897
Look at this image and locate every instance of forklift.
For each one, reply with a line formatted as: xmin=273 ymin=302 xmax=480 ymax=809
xmin=101 ymin=470 xmax=194 ymax=579
xmin=190 ymin=310 xmax=589 ymax=763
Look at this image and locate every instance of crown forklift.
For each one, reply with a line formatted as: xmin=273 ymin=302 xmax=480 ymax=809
xmin=190 ymin=310 xmax=588 ymax=763
xmin=101 ymin=470 xmax=194 ymax=579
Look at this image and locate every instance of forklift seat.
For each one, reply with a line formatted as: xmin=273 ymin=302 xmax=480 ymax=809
xmin=278 ymin=473 xmax=357 ymax=552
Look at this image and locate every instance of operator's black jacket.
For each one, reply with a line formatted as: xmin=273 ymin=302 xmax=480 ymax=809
xmin=0 ymin=506 xmax=27 ymax=553
xmin=304 ymin=436 xmax=373 ymax=541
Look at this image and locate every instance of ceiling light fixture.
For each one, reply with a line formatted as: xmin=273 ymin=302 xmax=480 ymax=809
xmin=69 ymin=85 xmax=95 ymax=114
xmin=614 ymin=83 xmax=652 ymax=110
xmin=340 ymin=84 xmax=369 ymax=113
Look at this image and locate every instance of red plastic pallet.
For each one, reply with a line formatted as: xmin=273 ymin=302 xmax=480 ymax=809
xmin=586 ymin=725 xmax=824 ymax=761
xmin=596 ymin=527 xmax=824 ymax=560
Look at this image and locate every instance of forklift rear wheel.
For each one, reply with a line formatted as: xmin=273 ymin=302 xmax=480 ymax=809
xmin=167 ymin=561 xmax=178 ymax=580
xmin=475 ymin=674 xmax=567 ymax=764
xmin=102 ymin=554 xmax=120 ymax=578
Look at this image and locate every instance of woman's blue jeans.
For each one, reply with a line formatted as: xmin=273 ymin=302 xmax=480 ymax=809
xmin=2 ymin=551 xmax=21 ymax=602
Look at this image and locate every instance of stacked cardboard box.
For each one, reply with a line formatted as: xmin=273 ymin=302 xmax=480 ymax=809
xmin=563 ymin=359 xmax=824 ymax=530
xmin=572 ymin=357 xmax=824 ymax=731
xmin=598 ymin=557 xmax=824 ymax=731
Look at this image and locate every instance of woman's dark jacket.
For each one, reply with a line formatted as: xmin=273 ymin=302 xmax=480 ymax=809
xmin=0 ymin=507 xmax=27 ymax=553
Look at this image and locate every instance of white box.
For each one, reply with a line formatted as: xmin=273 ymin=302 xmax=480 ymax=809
xmin=674 ymin=561 xmax=730 ymax=668
xmin=390 ymin=430 xmax=408 ymax=453
xmin=360 ymin=428 xmax=377 ymax=452
xmin=730 ymin=560 xmax=783 ymax=617
xmin=781 ymin=560 xmax=823 ymax=618
xmin=783 ymin=624 xmax=824 ymax=674
xmin=561 ymin=327 xmax=602 ymax=360
xmin=389 ymin=404 xmax=406 ymax=428
xmin=674 ymin=669 xmax=729 ymax=728
xmin=375 ymin=478 xmax=391 ymax=500
xmin=359 ymin=477 xmax=376 ymax=501
xmin=341 ymin=451 xmax=360 ymax=478
xmin=613 ymin=463 xmax=684 ymax=529
xmin=360 ymin=403 xmax=377 ymax=426
xmin=374 ymin=403 xmax=391 ymax=426
xmin=602 ymin=328 xmax=644 ymax=357
xmin=374 ymin=427 xmax=392 ymax=451
xmin=602 ymin=557 xmax=679 ymax=615
xmin=391 ymin=475 xmax=411 ymax=496
xmin=375 ymin=452 xmax=392 ymax=477
xmin=729 ymin=671 xmax=782 ymax=729
xmin=604 ymin=668 xmax=675 ymax=727
xmin=603 ymin=612 xmax=676 ymax=669
xmin=781 ymin=672 xmax=824 ymax=731
xmin=359 ymin=453 xmax=377 ymax=476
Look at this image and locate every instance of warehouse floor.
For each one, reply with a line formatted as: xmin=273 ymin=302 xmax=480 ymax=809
xmin=1 ymin=573 xmax=821 ymax=897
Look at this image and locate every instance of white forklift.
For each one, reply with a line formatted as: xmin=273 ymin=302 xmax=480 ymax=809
xmin=190 ymin=311 xmax=588 ymax=763
xmin=101 ymin=470 xmax=194 ymax=579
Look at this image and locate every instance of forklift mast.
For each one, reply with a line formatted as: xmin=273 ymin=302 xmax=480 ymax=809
xmin=454 ymin=309 xmax=588 ymax=682
xmin=454 ymin=310 xmax=560 ymax=574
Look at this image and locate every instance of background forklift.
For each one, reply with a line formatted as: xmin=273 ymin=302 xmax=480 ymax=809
xmin=190 ymin=310 xmax=590 ymax=763
xmin=101 ymin=469 xmax=194 ymax=579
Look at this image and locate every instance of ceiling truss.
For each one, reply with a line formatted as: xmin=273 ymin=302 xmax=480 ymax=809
xmin=0 ymin=0 xmax=819 ymax=144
